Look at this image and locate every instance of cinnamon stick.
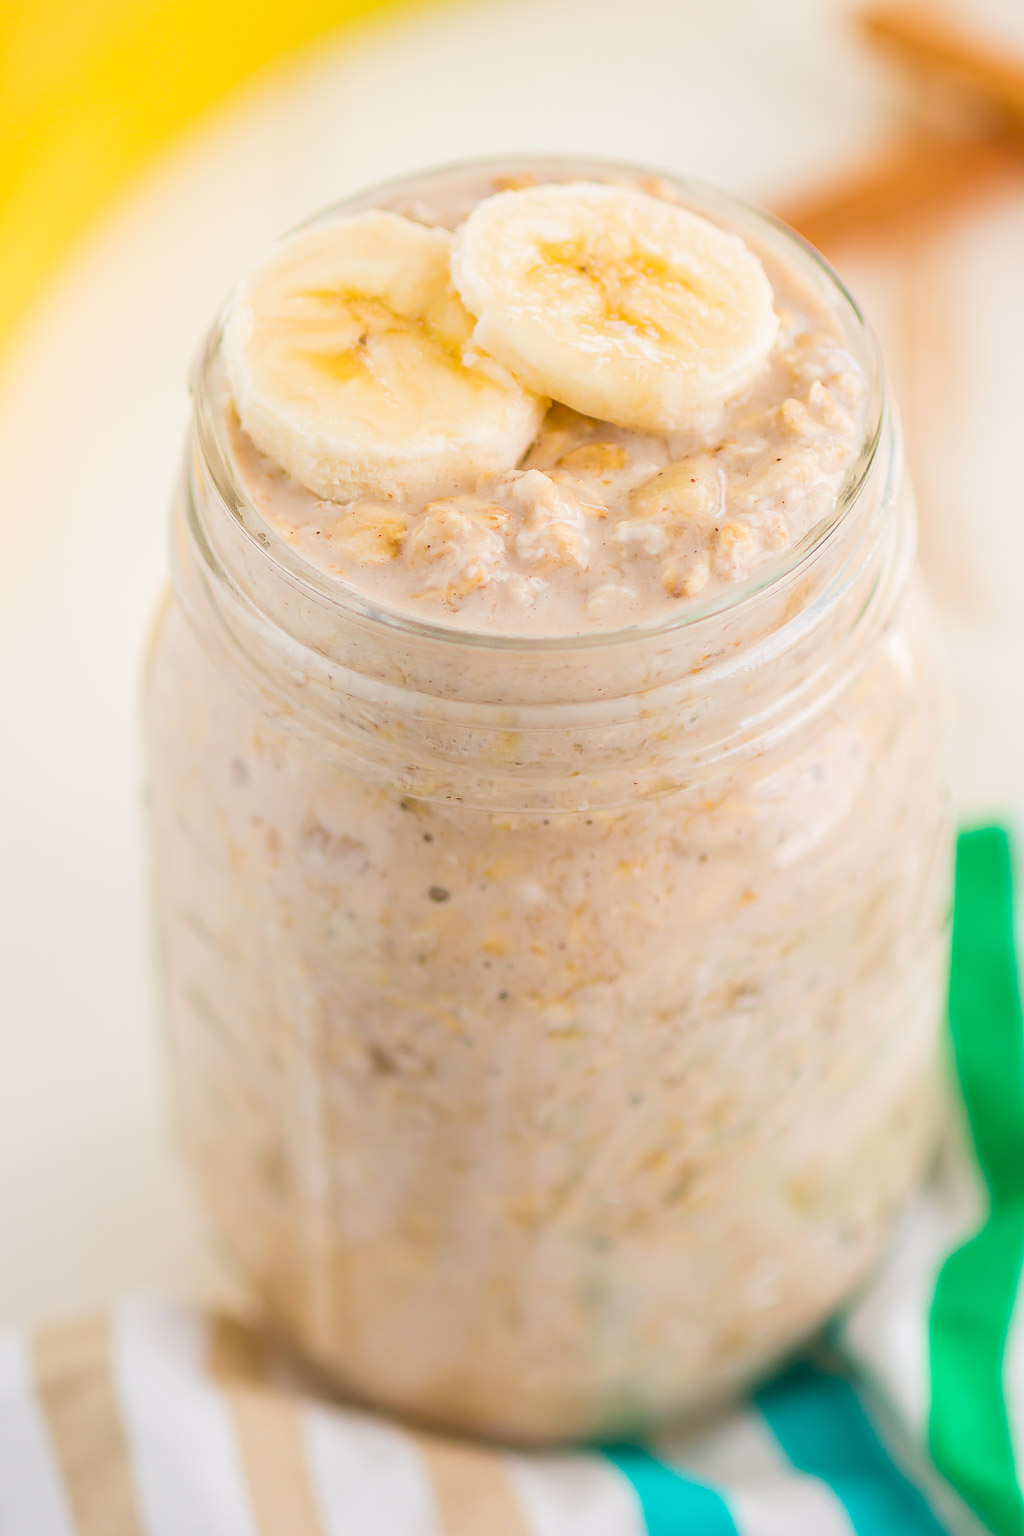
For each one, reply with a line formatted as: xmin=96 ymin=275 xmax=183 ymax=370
xmin=859 ymin=4 xmax=1024 ymax=129
xmin=777 ymin=132 xmax=1022 ymax=253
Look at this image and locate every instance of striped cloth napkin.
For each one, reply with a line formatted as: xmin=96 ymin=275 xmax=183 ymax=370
xmin=2 ymin=828 xmax=1020 ymax=1536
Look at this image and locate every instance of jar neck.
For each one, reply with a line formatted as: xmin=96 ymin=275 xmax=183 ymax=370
xmin=172 ymin=392 xmax=910 ymax=811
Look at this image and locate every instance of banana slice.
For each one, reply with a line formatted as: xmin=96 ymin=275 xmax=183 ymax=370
xmin=451 ymin=182 xmax=779 ymax=436
xmin=223 ymin=210 xmax=545 ymax=503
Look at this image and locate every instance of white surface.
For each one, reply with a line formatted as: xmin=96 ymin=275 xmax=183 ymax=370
xmin=2 ymin=0 xmax=1023 ymax=1326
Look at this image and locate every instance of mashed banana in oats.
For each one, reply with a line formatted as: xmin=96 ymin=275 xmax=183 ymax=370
xmin=146 ymin=161 xmax=951 ymax=1442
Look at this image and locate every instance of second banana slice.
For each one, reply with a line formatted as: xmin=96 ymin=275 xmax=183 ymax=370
xmin=451 ymin=181 xmax=779 ymax=436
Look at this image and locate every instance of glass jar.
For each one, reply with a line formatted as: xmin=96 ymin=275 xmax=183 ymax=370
xmin=144 ymin=161 xmax=952 ymax=1444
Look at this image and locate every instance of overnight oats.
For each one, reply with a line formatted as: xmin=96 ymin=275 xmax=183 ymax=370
xmin=145 ymin=158 xmax=952 ymax=1442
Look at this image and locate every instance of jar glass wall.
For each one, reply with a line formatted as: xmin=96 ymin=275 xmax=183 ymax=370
xmin=144 ymin=160 xmax=952 ymax=1444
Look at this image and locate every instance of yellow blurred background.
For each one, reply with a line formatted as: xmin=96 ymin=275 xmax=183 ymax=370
xmin=2 ymin=0 xmax=1023 ymax=1331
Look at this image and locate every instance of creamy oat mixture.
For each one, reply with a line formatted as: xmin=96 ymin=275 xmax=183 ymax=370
xmin=146 ymin=161 xmax=951 ymax=1443
xmin=223 ymin=168 xmax=866 ymax=634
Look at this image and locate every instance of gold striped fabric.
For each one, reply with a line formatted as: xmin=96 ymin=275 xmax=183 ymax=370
xmin=207 ymin=1314 xmax=329 ymax=1536
xmin=222 ymin=1388 xmax=330 ymax=1535
xmin=31 ymin=1314 xmax=145 ymax=1536
xmin=3 ymin=1292 xmax=964 ymax=1533
xmin=416 ymin=1435 xmax=534 ymax=1536
xmin=14 ymin=1301 xmax=542 ymax=1535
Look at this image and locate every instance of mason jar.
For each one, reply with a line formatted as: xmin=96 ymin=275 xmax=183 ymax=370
xmin=144 ymin=161 xmax=952 ymax=1444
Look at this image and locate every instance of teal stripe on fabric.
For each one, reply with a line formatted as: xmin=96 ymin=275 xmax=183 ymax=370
xmin=756 ymin=1362 xmax=949 ymax=1535
xmin=929 ymin=826 xmax=1024 ymax=1536
xmin=601 ymin=1443 xmax=739 ymax=1536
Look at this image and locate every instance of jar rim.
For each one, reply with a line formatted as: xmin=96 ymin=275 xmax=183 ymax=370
xmin=191 ymin=153 xmax=886 ymax=655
